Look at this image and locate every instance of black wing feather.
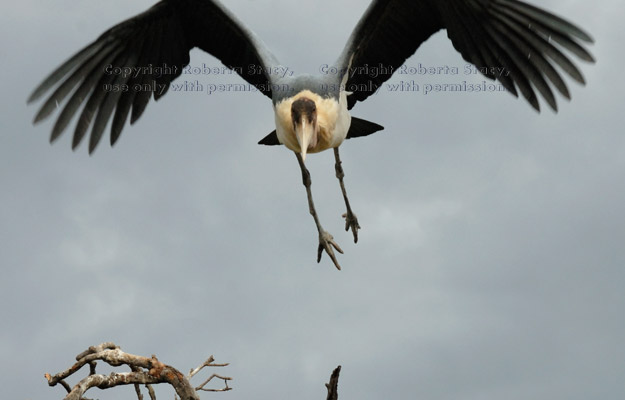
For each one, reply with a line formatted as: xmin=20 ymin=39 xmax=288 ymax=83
xmin=29 ymin=0 xmax=279 ymax=153
xmin=337 ymin=0 xmax=442 ymax=109
xmin=336 ymin=0 xmax=594 ymax=112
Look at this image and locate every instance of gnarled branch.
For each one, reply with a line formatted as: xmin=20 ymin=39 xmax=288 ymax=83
xmin=44 ymin=342 xmax=231 ymax=400
xmin=45 ymin=342 xmax=341 ymax=399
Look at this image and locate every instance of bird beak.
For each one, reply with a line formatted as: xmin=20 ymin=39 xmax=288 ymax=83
xmin=294 ymin=118 xmax=316 ymax=162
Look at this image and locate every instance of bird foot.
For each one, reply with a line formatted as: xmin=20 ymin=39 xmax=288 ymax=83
xmin=342 ymin=211 xmax=360 ymax=243
xmin=317 ymin=230 xmax=344 ymax=270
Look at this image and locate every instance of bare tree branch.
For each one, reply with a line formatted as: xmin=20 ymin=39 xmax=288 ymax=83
xmin=195 ymin=374 xmax=232 ymax=392
xmin=45 ymin=342 xmax=341 ymax=399
xmin=134 ymin=382 xmax=144 ymax=400
xmin=325 ymin=366 xmax=341 ymax=400
xmin=147 ymin=383 xmax=157 ymax=400
xmin=44 ymin=343 xmax=231 ymax=400
xmin=188 ymin=356 xmax=232 ymax=392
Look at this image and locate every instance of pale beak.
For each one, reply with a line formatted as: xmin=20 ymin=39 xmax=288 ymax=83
xmin=295 ymin=118 xmax=315 ymax=162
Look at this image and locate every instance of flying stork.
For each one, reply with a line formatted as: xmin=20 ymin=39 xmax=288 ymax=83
xmin=29 ymin=0 xmax=594 ymax=270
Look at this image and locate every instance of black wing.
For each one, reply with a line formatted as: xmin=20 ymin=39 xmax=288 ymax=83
xmin=28 ymin=0 xmax=280 ymax=153
xmin=335 ymin=0 xmax=594 ymax=111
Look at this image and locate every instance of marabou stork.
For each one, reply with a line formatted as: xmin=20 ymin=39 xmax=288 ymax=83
xmin=29 ymin=0 xmax=594 ymax=270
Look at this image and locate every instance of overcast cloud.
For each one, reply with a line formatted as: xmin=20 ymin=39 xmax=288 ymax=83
xmin=1 ymin=1 xmax=624 ymax=399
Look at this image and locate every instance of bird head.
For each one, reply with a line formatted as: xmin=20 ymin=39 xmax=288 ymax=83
xmin=291 ymin=97 xmax=318 ymax=161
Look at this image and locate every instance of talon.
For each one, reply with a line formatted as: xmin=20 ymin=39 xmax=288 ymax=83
xmin=342 ymin=211 xmax=360 ymax=243
xmin=317 ymin=230 xmax=343 ymax=270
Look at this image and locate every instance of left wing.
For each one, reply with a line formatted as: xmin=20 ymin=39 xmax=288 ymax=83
xmin=334 ymin=0 xmax=595 ymax=111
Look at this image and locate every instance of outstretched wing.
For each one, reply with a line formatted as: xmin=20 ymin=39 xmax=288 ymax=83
xmin=335 ymin=0 xmax=594 ymax=111
xmin=29 ymin=0 xmax=280 ymax=153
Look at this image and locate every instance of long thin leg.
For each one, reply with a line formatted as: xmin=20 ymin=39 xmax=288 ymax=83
xmin=333 ymin=147 xmax=360 ymax=243
xmin=295 ymin=153 xmax=343 ymax=270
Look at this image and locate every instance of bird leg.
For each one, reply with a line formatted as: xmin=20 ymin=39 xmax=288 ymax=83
xmin=333 ymin=147 xmax=360 ymax=243
xmin=295 ymin=153 xmax=343 ymax=270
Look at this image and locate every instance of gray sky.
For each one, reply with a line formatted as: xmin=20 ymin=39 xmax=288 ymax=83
xmin=2 ymin=1 xmax=623 ymax=399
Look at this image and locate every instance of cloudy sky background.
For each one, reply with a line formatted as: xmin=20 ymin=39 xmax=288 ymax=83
xmin=2 ymin=0 xmax=623 ymax=399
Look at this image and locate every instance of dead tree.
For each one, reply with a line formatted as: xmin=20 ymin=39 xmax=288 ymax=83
xmin=44 ymin=342 xmax=231 ymax=400
xmin=45 ymin=342 xmax=342 ymax=400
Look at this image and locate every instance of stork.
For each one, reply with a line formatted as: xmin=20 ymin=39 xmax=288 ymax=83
xmin=29 ymin=0 xmax=594 ymax=270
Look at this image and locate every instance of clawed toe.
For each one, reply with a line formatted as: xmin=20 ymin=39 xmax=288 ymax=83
xmin=342 ymin=211 xmax=360 ymax=243
xmin=317 ymin=230 xmax=344 ymax=270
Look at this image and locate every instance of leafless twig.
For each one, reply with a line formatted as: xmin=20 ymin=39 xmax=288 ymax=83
xmin=188 ymin=356 xmax=232 ymax=392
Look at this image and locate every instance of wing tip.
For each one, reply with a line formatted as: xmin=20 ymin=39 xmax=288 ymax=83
xmin=258 ymin=130 xmax=280 ymax=146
